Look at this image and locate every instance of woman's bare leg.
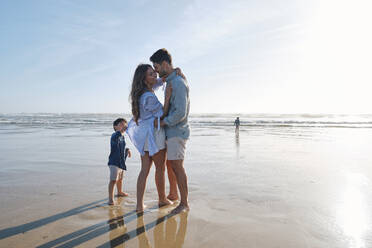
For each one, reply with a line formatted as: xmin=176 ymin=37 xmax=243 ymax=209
xmin=152 ymin=149 xmax=172 ymax=207
xmin=136 ymin=152 xmax=152 ymax=212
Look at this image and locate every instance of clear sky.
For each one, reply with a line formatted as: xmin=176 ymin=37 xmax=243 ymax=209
xmin=1 ymin=0 xmax=371 ymax=114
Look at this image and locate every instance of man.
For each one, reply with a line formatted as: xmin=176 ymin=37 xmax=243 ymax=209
xmin=151 ymin=48 xmax=190 ymax=214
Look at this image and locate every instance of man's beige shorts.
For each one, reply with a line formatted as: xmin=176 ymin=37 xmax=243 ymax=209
xmin=166 ymin=137 xmax=187 ymax=160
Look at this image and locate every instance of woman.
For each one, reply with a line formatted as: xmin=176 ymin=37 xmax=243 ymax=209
xmin=127 ymin=64 xmax=173 ymax=212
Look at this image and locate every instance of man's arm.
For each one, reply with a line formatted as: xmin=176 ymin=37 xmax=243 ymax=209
xmin=162 ymin=82 xmax=172 ymax=119
xmin=162 ymin=81 xmax=188 ymax=127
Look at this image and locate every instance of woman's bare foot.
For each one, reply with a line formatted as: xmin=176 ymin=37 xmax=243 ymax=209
xmin=171 ymin=204 xmax=189 ymax=214
xmin=167 ymin=194 xmax=179 ymax=201
xmin=108 ymin=200 xmax=115 ymax=205
xmin=158 ymin=199 xmax=173 ymax=208
xmin=117 ymin=192 xmax=129 ymax=197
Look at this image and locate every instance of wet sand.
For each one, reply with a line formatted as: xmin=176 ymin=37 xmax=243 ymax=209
xmin=1 ymin=121 xmax=372 ymax=247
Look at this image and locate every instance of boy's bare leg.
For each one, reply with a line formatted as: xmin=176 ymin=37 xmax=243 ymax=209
xmin=170 ymin=159 xmax=189 ymax=214
xmin=108 ymin=180 xmax=116 ymax=205
xmin=116 ymin=171 xmax=129 ymax=196
xmin=166 ymin=160 xmax=179 ymax=201
xmin=152 ymin=149 xmax=172 ymax=207
xmin=136 ymin=153 xmax=152 ymax=212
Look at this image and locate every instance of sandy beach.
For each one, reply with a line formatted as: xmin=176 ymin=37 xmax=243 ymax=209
xmin=1 ymin=113 xmax=372 ymax=247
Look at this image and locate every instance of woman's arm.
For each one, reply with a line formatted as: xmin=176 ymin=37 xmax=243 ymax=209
xmin=175 ymin=67 xmax=186 ymax=80
xmin=153 ymin=78 xmax=164 ymax=91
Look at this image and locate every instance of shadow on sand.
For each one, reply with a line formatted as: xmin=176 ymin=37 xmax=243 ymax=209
xmin=1 ymin=197 xmax=188 ymax=248
xmin=0 ymin=198 xmax=108 ymax=240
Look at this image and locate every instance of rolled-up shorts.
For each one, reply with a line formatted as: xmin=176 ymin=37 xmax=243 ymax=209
xmin=166 ymin=137 xmax=187 ymax=160
xmin=144 ymin=127 xmax=166 ymax=152
xmin=109 ymin=165 xmax=124 ymax=181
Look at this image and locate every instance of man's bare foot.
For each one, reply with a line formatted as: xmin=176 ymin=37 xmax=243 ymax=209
xmin=108 ymin=200 xmax=115 ymax=205
xmin=171 ymin=204 xmax=189 ymax=214
xmin=159 ymin=199 xmax=173 ymax=207
xmin=136 ymin=204 xmax=146 ymax=213
xmin=117 ymin=192 xmax=129 ymax=197
xmin=167 ymin=194 xmax=179 ymax=201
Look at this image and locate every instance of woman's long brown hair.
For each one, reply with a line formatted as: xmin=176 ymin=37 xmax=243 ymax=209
xmin=130 ymin=64 xmax=152 ymax=124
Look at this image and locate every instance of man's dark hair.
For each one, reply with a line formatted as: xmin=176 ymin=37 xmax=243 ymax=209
xmin=113 ymin=118 xmax=127 ymax=128
xmin=150 ymin=48 xmax=172 ymax=65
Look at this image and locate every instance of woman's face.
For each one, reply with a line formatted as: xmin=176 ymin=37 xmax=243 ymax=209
xmin=145 ymin=67 xmax=157 ymax=88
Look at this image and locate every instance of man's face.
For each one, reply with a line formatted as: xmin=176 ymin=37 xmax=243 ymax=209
xmin=153 ymin=62 xmax=166 ymax=78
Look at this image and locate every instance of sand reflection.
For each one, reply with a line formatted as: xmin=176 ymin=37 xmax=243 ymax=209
xmin=108 ymin=198 xmax=128 ymax=247
xmin=337 ymin=173 xmax=369 ymax=248
xmin=235 ymin=131 xmax=240 ymax=158
xmin=137 ymin=212 xmax=188 ymax=248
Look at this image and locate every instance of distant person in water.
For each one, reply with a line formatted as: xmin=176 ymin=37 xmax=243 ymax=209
xmin=234 ymin=117 xmax=240 ymax=133
xmin=107 ymin=118 xmax=131 ymax=205
xmin=151 ymin=48 xmax=191 ymax=214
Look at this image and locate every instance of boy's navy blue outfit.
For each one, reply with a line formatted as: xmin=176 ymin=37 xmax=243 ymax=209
xmin=108 ymin=131 xmax=128 ymax=170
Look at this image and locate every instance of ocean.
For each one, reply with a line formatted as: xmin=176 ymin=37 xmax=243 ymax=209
xmin=1 ymin=113 xmax=372 ymax=129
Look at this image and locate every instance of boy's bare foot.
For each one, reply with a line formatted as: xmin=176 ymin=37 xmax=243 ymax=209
xmin=167 ymin=194 xmax=179 ymax=201
xmin=158 ymin=199 xmax=173 ymax=208
xmin=117 ymin=192 xmax=129 ymax=197
xmin=108 ymin=200 xmax=115 ymax=205
xmin=171 ymin=204 xmax=189 ymax=214
xmin=136 ymin=204 xmax=146 ymax=213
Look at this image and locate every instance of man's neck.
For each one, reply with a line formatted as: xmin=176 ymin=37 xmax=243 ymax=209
xmin=164 ymin=66 xmax=174 ymax=78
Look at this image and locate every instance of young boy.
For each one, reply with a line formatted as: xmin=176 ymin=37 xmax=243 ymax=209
xmin=108 ymin=118 xmax=131 ymax=205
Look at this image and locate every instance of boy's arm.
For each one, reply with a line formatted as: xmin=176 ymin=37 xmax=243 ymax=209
xmin=125 ymin=148 xmax=131 ymax=159
xmin=110 ymin=132 xmax=120 ymax=150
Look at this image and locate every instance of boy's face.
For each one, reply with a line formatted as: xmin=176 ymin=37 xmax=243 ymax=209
xmin=115 ymin=121 xmax=127 ymax=132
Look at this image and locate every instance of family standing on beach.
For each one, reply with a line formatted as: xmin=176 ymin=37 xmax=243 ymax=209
xmin=107 ymin=49 xmax=190 ymax=215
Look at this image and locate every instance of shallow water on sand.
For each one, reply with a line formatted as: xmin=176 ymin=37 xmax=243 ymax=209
xmin=1 ymin=114 xmax=372 ymax=247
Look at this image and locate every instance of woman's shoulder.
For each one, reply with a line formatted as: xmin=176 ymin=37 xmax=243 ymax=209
xmin=140 ymin=91 xmax=154 ymax=100
xmin=140 ymin=91 xmax=158 ymax=103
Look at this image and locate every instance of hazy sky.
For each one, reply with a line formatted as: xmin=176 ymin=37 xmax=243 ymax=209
xmin=1 ymin=0 xmax=371 ymax=114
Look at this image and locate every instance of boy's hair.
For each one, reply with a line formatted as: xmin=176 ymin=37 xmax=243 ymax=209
xmin=113 ymin=118 xmax=127 ymax=130
xmin=150 ymin=48 xmax=172 ymax=65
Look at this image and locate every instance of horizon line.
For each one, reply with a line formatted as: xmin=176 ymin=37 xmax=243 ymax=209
xmin=1 ymin=112 xmax=372 ymax=116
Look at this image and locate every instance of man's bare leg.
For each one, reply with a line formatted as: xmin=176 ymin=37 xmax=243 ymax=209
xmin=166 ymin=160 xmax=179 ymax=201
xmin=169 ymin=159 xmax=189 ymax=214
xmin=152 ymin=149 xmax=172 ymax=207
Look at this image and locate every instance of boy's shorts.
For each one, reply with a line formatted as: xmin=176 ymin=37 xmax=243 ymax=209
xmin=109 ymin=165 xmax=123 ymax=181
xmin=166 ymin=137 xmax=187 ymax=160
